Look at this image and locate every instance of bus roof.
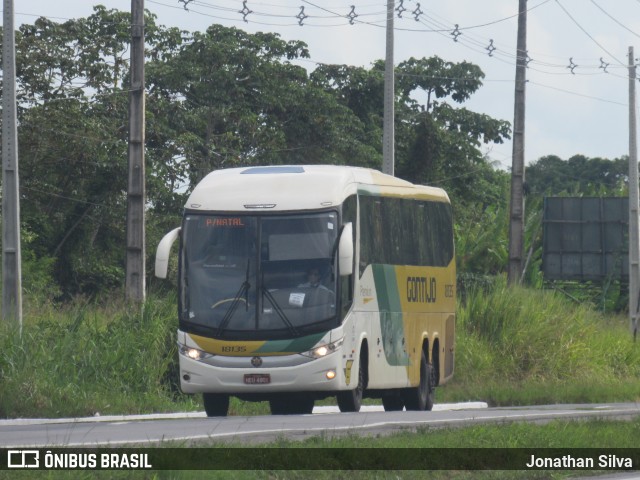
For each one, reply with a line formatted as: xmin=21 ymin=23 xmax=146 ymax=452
xmin=185 ymin=165 xmax=450 ymax=212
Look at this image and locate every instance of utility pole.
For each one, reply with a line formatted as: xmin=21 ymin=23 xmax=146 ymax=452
xmin=2 ymin=0 xmax=23 ymax=331
xmin=628 ymin=46 xmax=639 ymax=340
xmin=382 ymin=0 xmax=395 ymax=176
xmin=125 ymin=0 xmax=146 ymax=302
xmin=507 ymin=0 xmax=527 ymax=285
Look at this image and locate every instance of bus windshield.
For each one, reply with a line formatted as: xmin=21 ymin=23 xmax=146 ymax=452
xmin=181 ymin=212 xmax=339 ymax=339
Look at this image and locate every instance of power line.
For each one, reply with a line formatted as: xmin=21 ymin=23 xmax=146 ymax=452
xmin=172 ymin=0 xmax=554 ymax=34
xmin=554 ymin=0 xmax=626 ymax=67
xmin=415 ymin=4 xmax=623 ymax=74
xmin=10 ymin=2 xmax=639 ymax=148
xmin=449 ymin=0 xmax=552 ymax=32
xmin=589 ymin=0 xmax=640 ymax=40
xmin=529 ymin=80 xmax=627 ymax=106
xmin=12 ymin=1 xmax=634 ymax=77
xmin=165 ymin=0 xmax=627 ymax=77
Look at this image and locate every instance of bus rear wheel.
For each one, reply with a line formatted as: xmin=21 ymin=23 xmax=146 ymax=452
xmin=403 ymin=351 xmax=434 ymax=411
xmin=203 ymin=393 xmax=230 ymax=417
xmin=382 ymin=393 xmax=404 ymax=411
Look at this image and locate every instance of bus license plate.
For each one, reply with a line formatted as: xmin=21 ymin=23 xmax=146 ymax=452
xmin=244 ymin=374 xmax=271 ymax=385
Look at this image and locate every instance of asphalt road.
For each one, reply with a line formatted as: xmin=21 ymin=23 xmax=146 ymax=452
xmin=1 ymin=402 xmax=639 ymax=448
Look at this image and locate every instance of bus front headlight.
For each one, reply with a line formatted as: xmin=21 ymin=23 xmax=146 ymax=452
xmin=179 ymin=345 xmax=214 ymax=361
xmin=300 ymin=338 xmax=344 ymax=359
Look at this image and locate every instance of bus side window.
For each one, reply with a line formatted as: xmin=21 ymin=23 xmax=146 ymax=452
xmin=359 ymin=196 xmax=371 ymax=276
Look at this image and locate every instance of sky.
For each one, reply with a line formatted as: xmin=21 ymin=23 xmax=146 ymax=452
xmin=7 ymin=0 xmax=640 ymax=169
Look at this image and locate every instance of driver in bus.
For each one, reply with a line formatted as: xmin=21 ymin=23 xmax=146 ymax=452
xmin=298 ymin=268 xmax=332 ymax=293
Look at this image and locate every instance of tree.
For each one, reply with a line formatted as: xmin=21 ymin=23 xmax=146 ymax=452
xmin=146 ymin=25 xmax=380 ymax=189
xmin=526 ymin=154 xmax=628 ymax=198
xmin=5 ymin=7 xmax=181 ymax=296
xmin=5 ymin=10 xmax=513 ymax=298
xmin=394 ymin=57 xmax=510 ymax=207
xmin=311 ymin=56 xmax=511 ymax=209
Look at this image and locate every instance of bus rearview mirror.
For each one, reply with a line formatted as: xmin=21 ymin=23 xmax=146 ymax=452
xmin=339 ymin=222 xmax=353 ymax=276
xmin=155 ymin=227 xmax=181 ymax=279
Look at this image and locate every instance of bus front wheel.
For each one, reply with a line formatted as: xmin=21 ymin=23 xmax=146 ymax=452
xmin=203 ymin=393 xmax=230 ymax=417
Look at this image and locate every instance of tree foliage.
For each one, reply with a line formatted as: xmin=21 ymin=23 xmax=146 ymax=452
xmin=312 ymin=56 xmax=511 ymax=208
xmin=2 ymin=8 xmax=512 ymax=298
xmin=526 ymin=154 xmax=628 ymax=199
xmin=3 ymin=7 xmax=186 ymax=296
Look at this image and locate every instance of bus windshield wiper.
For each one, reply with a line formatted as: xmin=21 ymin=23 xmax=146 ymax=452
xmin=216 ymin=260 xmax=251 ymax=337
xmin=262 ymin=287 xmax=299 ymax=337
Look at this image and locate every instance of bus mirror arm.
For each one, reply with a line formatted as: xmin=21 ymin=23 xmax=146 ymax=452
xmin=155 ymin=227 xmax=181 ymax=279
xmin=338 ymin=222 xmax=353 ymax=277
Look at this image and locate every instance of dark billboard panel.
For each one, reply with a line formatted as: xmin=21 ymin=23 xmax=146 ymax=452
xmin=542 ymin=197 xmax=629 ymax=281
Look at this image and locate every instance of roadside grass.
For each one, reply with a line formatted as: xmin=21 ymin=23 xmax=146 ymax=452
xmin=1 ymin=276 xmax=639 ymax=418
xmin=160 ymin=416 xmax=640 ymax=479
xmin=0 ymin=295 xmax=198 ymax=418
xmin=447 ymin=276 xmax=640 ymax=407
xmin=4 ymin=280 xmax=637 ymax=479
xmin=160 ymin=415 xmax=640 ymax=449
xmin=3 ymin=418 xmax=640 ymax=479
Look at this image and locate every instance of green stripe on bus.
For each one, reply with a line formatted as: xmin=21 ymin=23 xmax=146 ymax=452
xmin=372 ymin=264 xmax=409 ymax=366
xmin=357 ymin=186 xmax=380 ymax=196
xmin=372 ymin=264 xmax=401 ymax=313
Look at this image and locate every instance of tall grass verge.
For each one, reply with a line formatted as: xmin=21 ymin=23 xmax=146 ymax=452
xmin=2 ymin=277 xmax=640 ymax=418
xmin=0 ymin=294 xmax=198 ymax=418
xmin=448 ymin=276 xmax=640 ymax=405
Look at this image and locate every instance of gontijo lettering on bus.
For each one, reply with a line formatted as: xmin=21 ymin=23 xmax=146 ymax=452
xmin=406 ymin=276 xmax=436 ymax=303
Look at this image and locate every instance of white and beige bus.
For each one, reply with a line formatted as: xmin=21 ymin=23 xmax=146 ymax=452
xmin=155 ymin=165 xmax=455 ymax=416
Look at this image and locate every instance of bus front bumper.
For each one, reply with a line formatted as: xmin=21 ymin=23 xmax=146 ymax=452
xmin=178 ymin=350 xmax=353 ymax=394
